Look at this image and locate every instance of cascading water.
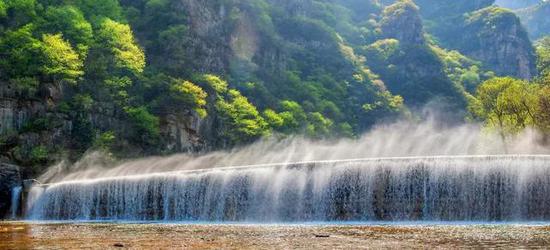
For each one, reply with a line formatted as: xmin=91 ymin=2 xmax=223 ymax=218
xmin=26 ymin=155 xmax=550 ymax=222
xmin=10 ymin=186 xmax=22 ymax=220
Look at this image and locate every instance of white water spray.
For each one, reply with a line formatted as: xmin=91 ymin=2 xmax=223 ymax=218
xmin=9 ymin=186 xmax=22 ymax=220
xmin=26 ymin=118 xmax=550 ymax=222
xmin=27 ymin=156 xmax=550 ymax=221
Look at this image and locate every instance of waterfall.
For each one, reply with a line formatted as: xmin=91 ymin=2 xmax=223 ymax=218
xmin=10 ymin=186 xmax=22 ymax=220
xmin=26 ymin=155 xmax=550 ymax=222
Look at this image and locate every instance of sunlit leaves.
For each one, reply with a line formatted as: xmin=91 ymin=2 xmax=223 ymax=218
xmin=170 ymin=80 xmax=208 ymax=118
xmin=469 ymin=77 xmax=540 ymax=135
xmin=41 ymin=33 xmax=84 ymax=84
xmin=96 ymin=18 xmax=145 ymax=75
xmin=216 ymin=89 xmax=269 ymax=142
xmin=40 ymin=5 xmax=93 ymax=57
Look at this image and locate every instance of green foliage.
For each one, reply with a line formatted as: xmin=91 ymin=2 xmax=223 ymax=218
xmin=72 ymin=94 xmax=94 ymax=111
xmin=431 ymin=45 xmax=489 ymax=94
xmin=40 ymin=5 xmax=93 ymax=56
xmin=6 ymin=0 xmax=542 ymax=168
xmin=306 ymin=112 xmax=333 ymax=138
xmin=364 ymin=39 xmax=401 ymax=62
xmin=363 ymin=92 xmax=404 ymax=113
xmin=0 ymin=0 xmax=6 ymax=18
xmin=125 ymin=106 xmax=160 ymax=145
xmin=73 ymin=0 xmax=124 ymax=24
xmin=0 ymin=24 xmax=43 ymax=78
xmin=41 ymin=33 xmax=84 ymax=83
xmin=466 ymin=6 xmax=517 ymax=26
xmin=196 ymin=74 xmax=229 ymax=94
xmin=262 ymin=109 xmax=284 ymax=129
xmin=469 ymin=77 xmax=540 ymax=135
xmin=103 ymin=76 xmax=132 ymax=105
xmin=169 ymin=80 xmax=208 ymax=118
xmin=21 ymin=116 xmax=60 ymax=133
xmin=278 ymin=100 xmax=307 ymax=133
xmin=96 ymin=18 xmax=145 ymax=75
xmin=93 ymin=131 xmax=116 ymax=151
xmin=29 ymin=145 xmax=48 ymax=164
xmin=2 ymin=0 xmax=37 ymax=27
xmin=536 ymin=37 xmax=550 ymax=80
xmin=216 ymin=89 xmax=269 ymax=143
xmin=9 ymin=77 xmax=39 ymax=95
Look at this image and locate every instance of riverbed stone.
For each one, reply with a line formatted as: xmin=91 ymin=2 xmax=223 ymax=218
xmin=0 ymin=163 xmax=22 ymax=219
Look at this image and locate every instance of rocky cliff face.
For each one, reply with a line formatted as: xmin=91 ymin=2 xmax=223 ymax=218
xmin=461 ymin=7 xmax=537 ymax=79
xmin=411 ymin=1 xmax=538 ymax=80
xmin=380 ymin=1 xmax=425 ymax=45
xmin=517 ymin=2 xmax=550 ymax=40
xmin=0 ymin=82 xmax=70 ymax=169
xmin=0 ymin=163 xmax=21 ymax=219
xmin=0 ymin=79 xmax=206 ymax=173
xmin=366 ymin=1 xmax=467 ymax=107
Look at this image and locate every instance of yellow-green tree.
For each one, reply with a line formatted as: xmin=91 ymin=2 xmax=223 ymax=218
xmin=96 ymin=18 xmax=145 ymax=75
xmin=170 ymin=80 xmax=208 ymax=118
xmin=216 ymin=89 xmax=269 ymax=143
xmin=41 ymin=33 xmax=84 ymax=84
xmin=469 ymin=77 xmax=539 ymax=135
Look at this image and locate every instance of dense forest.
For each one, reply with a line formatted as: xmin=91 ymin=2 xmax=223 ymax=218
xmin=0 ymin=0 xmax=549 ymax=176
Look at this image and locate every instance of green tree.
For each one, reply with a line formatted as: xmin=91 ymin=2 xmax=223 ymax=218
xmin=2 ymin=0 xmax=37 ymax=27
xmin=278 ymin=100 xmax=307 ymax=133
xmin=125 ymin=106 xmax=160 ymax=146
xmin=40 ymin=5 xmax=93 ymax=56
xmin=41 ymin=33 xmax=84 ymax=83
xmin=469 ymin=77 xmax=539 ymax=135
xmin=0 ymin=0 xmax=7 ymax=18
xmin=95 ymin=18 xmax=145 ymax=75
xmin=170 ymin=80 xmax=208 ymax=118
xmin=196 ymin=74 xmax=229 ymax=94
xmin=104 ymin=76 xmax=132 ymax=105
xmin=74 ymin=0 xmax=123 ymax=25
xmin=306 ymin=112 xmax=333 ymax=138
xmin=0 ymin=24 xmax=43 ymax=78
xmin=216 ymin=89 xmax=269 ymax=143
xmin=263 ymin=109 xmax=284 ymax=129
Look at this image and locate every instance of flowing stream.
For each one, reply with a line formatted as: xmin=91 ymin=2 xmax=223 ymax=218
xmin=26 ymin=155 xmax=550 ymax=222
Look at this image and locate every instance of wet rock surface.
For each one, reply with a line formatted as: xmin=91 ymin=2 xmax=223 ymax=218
xmin=0 ymin=163 xmax=21 ymax=219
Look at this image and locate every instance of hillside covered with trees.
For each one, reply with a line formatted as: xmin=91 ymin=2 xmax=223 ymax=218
xmin=0 ymin=0 xmax=549 ymax=176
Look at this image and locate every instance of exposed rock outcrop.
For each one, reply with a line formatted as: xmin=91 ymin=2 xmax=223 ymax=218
xmin=461 ymin=7 xmax=537 ymax=79
xmin=0 ymin=163 xmax=21 ymax=219
xmin=368 ymin=1 xmax=466 ymax=107
xmin=380 ymin=0 xmax=425 ymax=45
xmin=517 ymin=2 xmax=550 ymax=40
xmin=0 ymin=78 xmax=207 ymax=172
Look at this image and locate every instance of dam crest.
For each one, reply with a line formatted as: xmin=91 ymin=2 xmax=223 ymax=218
xmin=25 ymin=155 xmax=550 ymax=222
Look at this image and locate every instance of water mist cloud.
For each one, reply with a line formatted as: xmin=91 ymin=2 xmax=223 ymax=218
xmin=39 ymin=116 xmax=550 ymax=183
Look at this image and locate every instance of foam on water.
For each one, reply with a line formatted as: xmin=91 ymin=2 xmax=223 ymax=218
xmin=26 ymin=155 xmax=550 ymax=222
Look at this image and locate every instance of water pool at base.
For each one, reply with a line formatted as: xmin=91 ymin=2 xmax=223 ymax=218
xmin=2 ymin=221 xmax=550 ymax=249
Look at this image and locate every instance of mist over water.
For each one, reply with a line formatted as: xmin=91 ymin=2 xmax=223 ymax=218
xmin=39 ymin=116 xmax=550 ymax=183
xmin=28 ymin=156 xmax=550 ymax=221
xmin=26 ymin=114 xmax=550 ymax=222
